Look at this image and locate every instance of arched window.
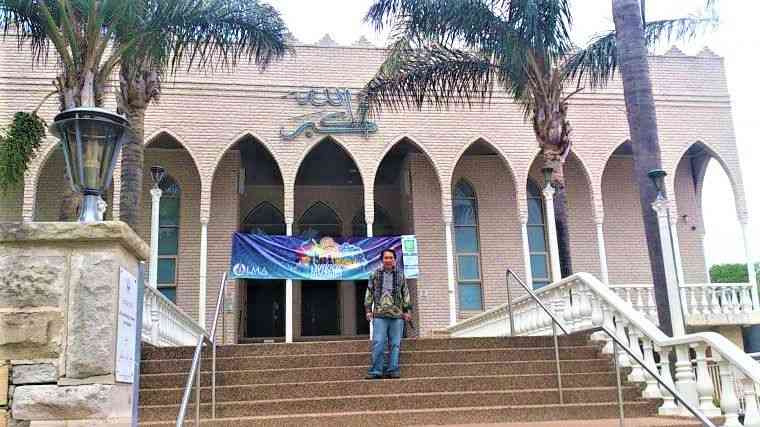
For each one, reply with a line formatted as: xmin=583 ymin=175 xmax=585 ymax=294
xmin=527 ymin=180 xmax=550 ymax=288
xmin=157 ymin=176 xmax=181 ymax=302
xmin=298 ymin=202 xmax=342 ymax=238
xmin=453 ymin=180 xmax=483 ymax=311
xmin=351 ymin=206 xmax=395 ymax=237
xmin=242 ymin=202 xmax=286 ymax=235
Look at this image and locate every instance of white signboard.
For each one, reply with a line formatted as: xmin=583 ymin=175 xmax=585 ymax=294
xmin=401 ymin=235 xmax=419 ymax=279
xmin=116 ymin=267 xmax=138 ymax=383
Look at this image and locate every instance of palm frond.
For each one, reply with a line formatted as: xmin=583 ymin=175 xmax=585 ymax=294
xmin=361 ymin=45 xmax=502 ymax=118
xmin=565 ymin=15 xmax=719 ymax=90
xmin=155 ymin=0 xmax=289 ymax=74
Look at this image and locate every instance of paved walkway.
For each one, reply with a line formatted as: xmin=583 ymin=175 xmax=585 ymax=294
xmin=434 ymin=418 xmax=703 ymax=427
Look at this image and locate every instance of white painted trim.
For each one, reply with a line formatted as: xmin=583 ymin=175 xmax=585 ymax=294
xmin=542 ymin=184 xmax=561 ymax=283
xmin=596 ymin=220 xmax=610 ymax=285
xmin=149 ymin=187 xmax=162 ymax=289
xmin=199 ymin=220 xmax=208 ymax=329
xmin=444 ymin=221 xmax=457 ymax=326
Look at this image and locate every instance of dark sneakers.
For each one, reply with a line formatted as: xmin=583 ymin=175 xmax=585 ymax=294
xmin=364 ymin=374 xmax=383 ymax=380
xmin=385 ymin=372 xmax=401 ymax=379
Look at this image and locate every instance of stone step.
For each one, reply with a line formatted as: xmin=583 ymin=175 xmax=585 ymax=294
xmin=138 ymin=388 xmax=655 ymax=422
xmin=139 ymin=359 xmax=616 ymax=389
xmin=140 ymin=346 xmax=603 ymax=374
xmin=139 ymin=374 xmax=640 ymax=405
xmin=429 ymin=418 xmax=711 ymax=426
xmin=142 ymin=336 xmax=594 ymax=360
xmin=137 ymin=401 xmax=661 ymax=426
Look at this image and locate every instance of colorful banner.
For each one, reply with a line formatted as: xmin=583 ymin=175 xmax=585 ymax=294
xmin=230 ymin=233 xmax=419 ymax=281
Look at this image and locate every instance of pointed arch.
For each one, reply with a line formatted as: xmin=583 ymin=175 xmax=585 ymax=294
xmin=144 ymin=129 xmax=203 ymax=179
xmin=297 ymin=201 xmax=343 ymax=238
xmin=373 ymin=135 xmax=443 ymax=192
xmin=242 ymin=201 xmax=286 ymax=235
xmin=210 ymin=131 xmax=283 ymax=188
xmin=292 ymin=135 xmax=365 ymax=188
xmin=448 ymin=137 xmax=518 ymax=191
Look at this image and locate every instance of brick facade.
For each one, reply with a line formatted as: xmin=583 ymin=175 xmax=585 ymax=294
xmin=0 ymin=39 xmax=748 ymax=339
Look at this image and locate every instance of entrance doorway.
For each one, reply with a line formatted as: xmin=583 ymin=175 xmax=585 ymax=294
xmin=301 ymin=281 xmax=340 ymax=336
xmin=355 ymin=280 xmax=370 ymax=335
xmin=245 ymin=280 xmax=285 ymax=338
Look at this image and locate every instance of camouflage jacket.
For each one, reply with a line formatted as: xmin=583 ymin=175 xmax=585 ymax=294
xmin=364 ymin=267 xmax=412 ymax=319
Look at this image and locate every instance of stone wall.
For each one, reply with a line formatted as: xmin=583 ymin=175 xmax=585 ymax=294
xmin=0 ymin=222 xmax=149 ymax=426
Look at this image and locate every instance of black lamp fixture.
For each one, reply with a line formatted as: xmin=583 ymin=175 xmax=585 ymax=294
xmin=542 ymin=166 xmax=554 ymax=187
xmin=50 ymin=107 xmax=130 ymax=222
xmin=647 ymin=169 xmax=667 ymax=197
xmin=150 ymin=165 xmax=166 ymax=189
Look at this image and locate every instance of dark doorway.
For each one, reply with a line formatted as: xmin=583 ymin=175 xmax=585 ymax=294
xmin=355 ymin=280 xmax=370 ymax=335
xmin=246 ymin=280 xmax=285 ymax=338
xmin=301 ymin=281 xmax=340 ymax=336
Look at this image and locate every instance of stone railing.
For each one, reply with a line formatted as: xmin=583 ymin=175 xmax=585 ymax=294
xmin=142 ymin=285 xmax=206 ymax=347
xmin=448 ymin=273 xmax=760 ymax=426
xmin=610 ymin=283 xmax=760 ymax=326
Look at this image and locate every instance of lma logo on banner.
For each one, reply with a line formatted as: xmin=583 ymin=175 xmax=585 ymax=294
xmin=232 ymin=263 xmax=269 ymax=277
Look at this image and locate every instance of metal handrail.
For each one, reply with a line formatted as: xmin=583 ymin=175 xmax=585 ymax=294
xmin=504 ymin=268 xmax=715 ymax=427
xmin=176 ymin=272 xmax=228 ymax=426
xmin=506 ymin=269 xmax=569 ymax=403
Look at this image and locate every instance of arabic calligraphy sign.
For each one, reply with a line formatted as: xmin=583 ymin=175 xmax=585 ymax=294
xmin=280 ymin=87 xmax=378 ymax=140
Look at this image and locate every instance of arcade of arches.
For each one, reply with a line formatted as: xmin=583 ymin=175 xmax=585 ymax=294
xmin=9 ymin=134 xmax=751 ymax=343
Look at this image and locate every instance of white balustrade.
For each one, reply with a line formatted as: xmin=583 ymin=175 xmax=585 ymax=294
xmin=447 ymin=273 xmax=760 ymax=424
xmin=142 ymin=284 xmax=206 ymax=347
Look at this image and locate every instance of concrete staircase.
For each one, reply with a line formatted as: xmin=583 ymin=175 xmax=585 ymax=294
xmin=137 ymin=333 xmax=700 ymax=426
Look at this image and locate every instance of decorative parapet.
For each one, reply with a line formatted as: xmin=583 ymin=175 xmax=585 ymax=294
xmin=316 ymin=33 xmax=339 ymax=47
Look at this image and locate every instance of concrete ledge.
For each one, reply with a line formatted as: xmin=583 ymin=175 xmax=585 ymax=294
xmin=0 ymin=222 xmax=149 ymax=261
xmin=11 ymin=384 xmax=131 ymax=421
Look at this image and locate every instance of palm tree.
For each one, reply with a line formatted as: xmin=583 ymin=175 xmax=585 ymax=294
xmin=567 ymin=0 xmax=717 ymax=335
xmin=0 ymin=0 xmax=288 ymax=223
xmin=115 ymin=0 xmax=288 ymax=228
xmin=362 ymin=0 xmax=580 ymax=277
xmin=1 ymin=0 xmax=132 ymax=218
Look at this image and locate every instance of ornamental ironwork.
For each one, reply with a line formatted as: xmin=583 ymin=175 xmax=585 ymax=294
xmin=279 ymin=87 xmax=378 ymax=140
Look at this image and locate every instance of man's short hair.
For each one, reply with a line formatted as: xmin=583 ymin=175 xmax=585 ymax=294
xmin=382 ymin=249 xmax=396 ymax=259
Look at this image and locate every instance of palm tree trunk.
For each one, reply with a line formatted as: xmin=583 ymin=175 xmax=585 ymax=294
xmin=118 ymin=107 xmax=145 ymax=230
xmin=554 ymin=186 xmax=573 ymax=277
xmin=612 ymin=0 xmax=673 ymax=335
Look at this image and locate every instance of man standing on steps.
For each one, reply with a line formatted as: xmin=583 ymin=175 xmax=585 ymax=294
xmin=365 ymin=248 xmax=413 ymax=380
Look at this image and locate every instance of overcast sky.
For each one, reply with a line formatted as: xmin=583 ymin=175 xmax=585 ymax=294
xmin=267 ymin=0 xmax=758 ymax=268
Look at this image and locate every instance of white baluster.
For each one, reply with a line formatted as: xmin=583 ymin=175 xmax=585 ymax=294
xmin=699 ymin=285 xmax=709 ymax=316
xmin=712 ymin=286 xmax=722 ymax=315
xmin=657 ymin=347 xmax=679 ymax=415
xmin=646 ymin=287 xmax=658 ymax=321
xmin=614 ymin=314 xmax=631 ymax=367
xmin=151 ymin=293 xmax=161 ymax=345
xmin=600 ymin=303 xmax=615 ymax=354
xmin=718 ymin=358 xmax=742 ymax=427
xmin=689 ymin=287 xmax=698 ymax=317
xmin=742 ymin=376 xmax=760 ymax=427
xmin=571 ymin=286 xmax=584 ymax=328
xmin=626 ymin=327 xmax=646 ymax=383
xmin=742 ymin=286 xmax=753 ymax=313
xmin=562 ymin=287 xmax=575 ymax=332
xmin=674 ymin=344 xmax=699 ymax=415
xmin=693 ymin=343 xmax=721 ymax=416
xmin=679 ymin=287 xmax=690 ymax=316
xmin=635 ymin=287 xmax=645 ymax=313
xmin=641 ymin=337 xmax=661 ymax=399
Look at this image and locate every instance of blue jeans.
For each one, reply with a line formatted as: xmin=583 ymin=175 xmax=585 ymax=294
xmin=368 ymin=317 xmax=404 ymax=376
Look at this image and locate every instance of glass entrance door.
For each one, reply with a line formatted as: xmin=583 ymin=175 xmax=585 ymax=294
xmin=245 ymin=280 xmax=285 ymax=338
xmin=301 ymin=281 xmax=340 ymax=336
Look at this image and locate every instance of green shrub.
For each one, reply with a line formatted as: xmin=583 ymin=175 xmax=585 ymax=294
xmin=710 ymin=263 xmax=760 ymax=284
xmin=0 ymin=112 xmax=46 ymax=193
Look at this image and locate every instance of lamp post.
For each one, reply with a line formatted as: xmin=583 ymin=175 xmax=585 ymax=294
xmin=50 ymin=108 xmax=129 ymax=222
xmin=149 ymin=166 xmax=166 ymax=289
xmin=647 ymin=169 xmax=686 ymax=337
xmin=542 ymin=166 xmax=562 ymax=283
xmin=648 ymin=169 xmax=698 ymax=410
